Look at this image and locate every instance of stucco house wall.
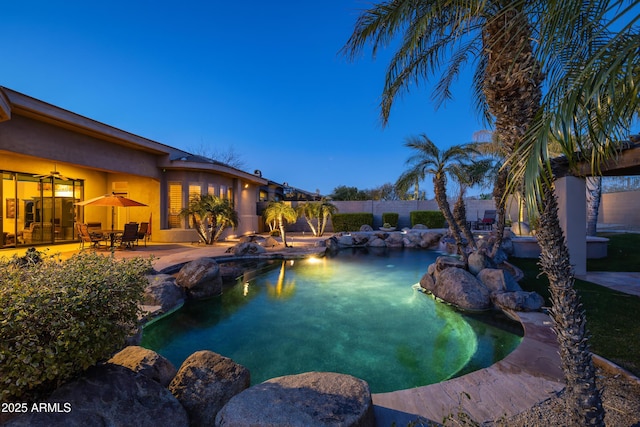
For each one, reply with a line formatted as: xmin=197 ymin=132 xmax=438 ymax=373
xmin=0 ymin=86 xmax=266 ymax=247
xmin=599 ymin=190 xmax=640 ymax=227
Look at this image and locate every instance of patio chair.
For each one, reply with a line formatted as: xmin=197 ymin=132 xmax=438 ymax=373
xmin=118 ymin=223 xmax=139 ymax=249
xmin=77 ymin=223 xmax=104 ymax=249
xmin=135 ymin=222 xmax=150 ymax=247
xmin=477 ymin=210 xmax=497 ymax=230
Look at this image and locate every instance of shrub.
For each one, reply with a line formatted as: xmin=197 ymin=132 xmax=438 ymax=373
xmin=410 ymin=210 xmax=446 ymax=228
xmin=381 ymin=213 xmax=399 ymax=228
xmin=0 ymin=250 xmax=152 ymax=402
xmin=331 ymin=213 xmax=373 ymax=232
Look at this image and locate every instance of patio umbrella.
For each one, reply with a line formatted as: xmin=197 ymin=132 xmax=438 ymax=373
xmin=75 ymin=193 xmax=147 ymax=230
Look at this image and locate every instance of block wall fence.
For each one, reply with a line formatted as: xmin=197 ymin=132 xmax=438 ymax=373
xmin=258 ymin=190 xmax=639 ymax=233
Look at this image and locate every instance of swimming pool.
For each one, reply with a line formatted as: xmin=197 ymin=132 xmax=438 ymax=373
xmin=141 ymin=248 xmax=522 ymax=393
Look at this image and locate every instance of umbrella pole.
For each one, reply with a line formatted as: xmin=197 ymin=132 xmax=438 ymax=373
xmin=111 ymin=206 xmax=115 ymax=230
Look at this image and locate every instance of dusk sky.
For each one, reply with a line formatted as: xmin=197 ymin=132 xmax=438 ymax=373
xmin=3 ymin=1 xmax=492 ymax=196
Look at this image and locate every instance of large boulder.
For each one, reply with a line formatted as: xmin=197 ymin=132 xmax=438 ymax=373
xmin=433 ymin=267 xmax=492 ymax=311
xmin=420 ymin=231 xmax=442 ymax=249
xmin=477 ymin=268 xmax=522 ymax=294
xmin=351 ymin=233 xmax=369 ymax=246
xmin=385 ymin=232 xmax=404 ymax=248
xmin=419 ymin=272 xmax=435 ymax=292
xmin=435 ymin=255 xmax=466 ymax=272
xmin=144 ymin=274 xmax=185 ymax=311
xmin=169 ymin=351 xmax=250 ymax=426
xmin=467 ymin=251 xmax=494 ymax=276
xmin=232 ymin=242 xmax=266 ymax=256
xmin=176 ymin=257 xmax=223 ymax=300
xmin=325 ymin=236 xmax=340 ymax=251
xmin=215 ymin=372 xmax=375 ymax=427
xmin=108 ymin=346 xmax=177 ymax=387
xmin=359 ymin=224 xmax=374 ymax=232
xmin=6 ymin=364 xmax=188 ymax=427
xmin=337 ymin=234 xmax=354 ymax=247
xmin=367 ymin=237 xmax=386 ymax=247
xmin=492 ymin=291 xmax=545 ymax=312
xmin=261 ymin=236 xmax=279 ymax=248
xmin=402 ymin=232 xmax=422 ymax=248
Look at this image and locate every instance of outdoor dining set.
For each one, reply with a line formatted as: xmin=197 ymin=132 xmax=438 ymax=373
xmin=74 ymin=193 xmax=150 ymax=250
xmin=76 ymin=222 xmax=149 ymax=250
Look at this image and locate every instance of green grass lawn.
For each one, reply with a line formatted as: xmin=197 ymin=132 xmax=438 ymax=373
xmin=513 ymin=232 xmax=640 ymax=376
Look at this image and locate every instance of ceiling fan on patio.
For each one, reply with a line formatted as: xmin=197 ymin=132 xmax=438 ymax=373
xmin=32 ymin=164 xmax=76 ymax=181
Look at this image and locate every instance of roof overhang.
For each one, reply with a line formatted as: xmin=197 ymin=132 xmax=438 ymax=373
xmin=0 ymin=87 xmax=169 ymax=155
xmin=553 ymin=140 xmax=640 ymax=178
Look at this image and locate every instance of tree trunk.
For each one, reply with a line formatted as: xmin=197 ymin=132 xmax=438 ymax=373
xmin=490 ymin=168 xmax=508 ymax=257
xmin=536 ymin=180 xmax=604 ymax=426
xmin=304 ymin=217 xmax=318 ymax=237
xmin=586 ymin=176 xmax=602 ymax=236
xmin=482 ymin=7 xmax=543 ymax=257
xmin=453 ymin=192 xmax=476 ymax=250
xmin=278 ymin=218 xmax=288 ymax=247
xmin=433 ymin=176 xmax=467 ymax=262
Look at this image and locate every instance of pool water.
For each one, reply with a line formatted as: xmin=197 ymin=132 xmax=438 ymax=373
xmin=141 ymin=248 xmax=522 ymax=393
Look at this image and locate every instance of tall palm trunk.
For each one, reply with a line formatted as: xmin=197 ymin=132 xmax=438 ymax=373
xmin=484 ymin=8 xmax=604 ymax=422
xmin=433 ymin=175 xmax=466 ymax=262
xmin=536 ymin=179 xmax=604 ymax=426
xmin=586 ymin=176 xmax=602 ymax=236
xmin=482 ymin=6 xmax=543 ymax=257
xmin=278 ymin=217 xmax=288 ymax=247
xmin=453 ymin=192 xmax=476 ymax=250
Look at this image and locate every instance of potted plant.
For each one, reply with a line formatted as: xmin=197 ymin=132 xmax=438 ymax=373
xmin=379 ymin=222 xmax=396 ymax=232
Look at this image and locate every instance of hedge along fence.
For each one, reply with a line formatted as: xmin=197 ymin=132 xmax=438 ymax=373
xmin=410 ymin=210 xmax=446 ymax=228
xmin=331 ymin=213 xmax=374 ymax=232
xmin=381 ymin=212 xmax=399 ymax=227
xmin=0 ymin=250 xmax=152 ymax=402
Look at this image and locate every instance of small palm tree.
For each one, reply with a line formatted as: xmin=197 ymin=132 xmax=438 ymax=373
xmin=396 ymin=135 xmax=476 ymax=260
xmin=450 ymin=158 xmax=496 ymax=250
xmin=297 ymin=199 xmax=338 ymax=237
xmin=180 ymin=194 xmax=238 ymax=245
xmin=263 ymin=201 xmax=298 ymax=247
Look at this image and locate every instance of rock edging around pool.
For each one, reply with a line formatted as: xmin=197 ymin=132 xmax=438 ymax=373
xmin=4 ymin=348 xmax=375 ymax=427
xmin=140 ymin=246 xmax=327 ymax=324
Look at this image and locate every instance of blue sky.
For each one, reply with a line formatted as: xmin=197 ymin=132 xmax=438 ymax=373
xmin=2 ymin=1 xmax=488 ymax=196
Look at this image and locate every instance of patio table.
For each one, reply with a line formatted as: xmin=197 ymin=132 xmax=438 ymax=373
xmin=96 ymin=229 xmax=123 ymax=248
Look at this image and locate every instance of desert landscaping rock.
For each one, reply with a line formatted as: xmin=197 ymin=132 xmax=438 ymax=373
xmin=433 ymin=267 xmax=492 ymax=311
xmin=215 ymin=372 xmax=375 ymax=427
xmin=108 ymin=346 xmax=177 ymax=387
xmin=144 ymin=273 xmax=185 ymax=311
xmin=492 ymin=291 xmax=545 ymax=312
xmin=477 ymin=268 xmax=522 ymax=293
xmin=5 ymin=364 xmax=188 ymax=427
xmin=232 ymin=241 xmax=267 ymax=256
xmin=169 ymin=350 xmax=250 ymax=427
xmin=467 ymin=251 xmax=494 ymax=275
xmin=175 ymin=257 xmax=222 ymax=299
xmin=435 ymin=255 xmax=467 ymax=272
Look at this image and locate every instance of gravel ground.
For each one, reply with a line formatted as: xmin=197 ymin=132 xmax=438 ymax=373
xmin=492 ymin=366 xmax=640 ymax=427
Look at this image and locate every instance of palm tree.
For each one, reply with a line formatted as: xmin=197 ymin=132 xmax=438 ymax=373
xmin=343 ymin=1 xmax=635 ymax=423
xmin=263 ymin=201 xmax=298 ymax=247
xmin=508 ymin=7 xmax=640 ymax=425
xmin=396 ymin=135 xmax=476 ymax=260
xmin=180 ymin=194 xmax=238 ymax=245
xmin=342 ymin=0 xmax=544 ymax=258
xmin=450 ymin=158 xmax=497 ymax=250
xmin=297 ymin=199 xmax=338 ymax=237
